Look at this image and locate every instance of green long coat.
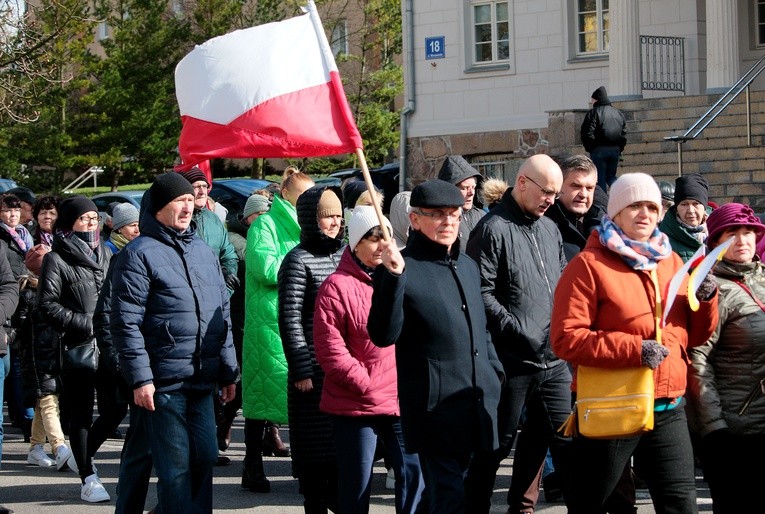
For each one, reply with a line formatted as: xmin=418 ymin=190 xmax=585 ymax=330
xmin=242 ymin=195 xmax=300 ymax=423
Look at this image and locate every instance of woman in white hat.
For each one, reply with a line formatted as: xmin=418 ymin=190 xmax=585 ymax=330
xmin=551 ymin=172 xmax=719 ymax=513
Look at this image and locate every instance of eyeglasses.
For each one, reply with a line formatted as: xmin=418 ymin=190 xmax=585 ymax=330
xmin=78 ymin=215 xmax=102 ymax=224
xmin=414 ymin=209 xmax=462 ymax=222
xmin=524 ymin=175 xmax=562 ymax=200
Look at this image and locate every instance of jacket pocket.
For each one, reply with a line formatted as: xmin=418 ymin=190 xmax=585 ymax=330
xmin=426 ymin=358 xmax=441 ymax=412
xmin=152 ymin=322 xmax=177 ymax=363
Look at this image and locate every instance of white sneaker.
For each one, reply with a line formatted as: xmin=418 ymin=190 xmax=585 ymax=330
xmin=81 ymin=474 xmax=110 ymax=503
xmin=55 ymin=445 xmax=78 ymax=473
xmin=27 ymin=444 xmax=54 ymax=467
xmin=385 ymin=468 xmax=395 ymax=490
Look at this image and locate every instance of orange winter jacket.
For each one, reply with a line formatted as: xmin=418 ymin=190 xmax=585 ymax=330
xmin=551 ymin=233 xmax=718 ymax=400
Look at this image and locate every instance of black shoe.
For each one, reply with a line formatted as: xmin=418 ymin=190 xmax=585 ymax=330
xmin=110 ymin=429 xmax=123 ymax=440
xmin=543 ymin=472 xmax=564 ymax=503
xmin=0 ymin=505 xmax=14 ymax=514
xmin=241 ymin=464 xmax=270 ymax=493
xmin=216 ymin=455 xmax=231 ymax=466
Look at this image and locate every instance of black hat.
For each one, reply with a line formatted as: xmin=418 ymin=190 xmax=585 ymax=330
xmin=149 ymin=173 xmax=195 ymax=215
xmin=177 ymin=166 xmax=209 ymax=186
xmin=657 ymin=181 xmax=675 ymax=202
xmin=7 ymin=186 xmax=35 ymax=205
xmin=55 ymin=195 xmax=98 ymax=231
xmin=674 ymin=173 xmax=709 ymax=206
xmin=410 ymin=179 xmax=464 ymax=209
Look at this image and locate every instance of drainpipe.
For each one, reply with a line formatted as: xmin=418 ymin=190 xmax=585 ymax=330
xmin=399 ymin=0 xmax=415 ymax=192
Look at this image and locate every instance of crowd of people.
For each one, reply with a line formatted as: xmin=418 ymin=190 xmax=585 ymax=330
xmin=0 ymin=151 xmax=763 ymax=514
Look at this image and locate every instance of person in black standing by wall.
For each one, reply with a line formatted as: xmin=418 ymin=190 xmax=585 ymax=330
xmin=581 ymin=86 xmax=627 ymax=191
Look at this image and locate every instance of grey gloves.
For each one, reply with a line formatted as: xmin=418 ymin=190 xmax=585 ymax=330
xmin=696 ymin=274 xmax=718 ymax=301
xmin=641 ymin=340 xmax=669 ymax=369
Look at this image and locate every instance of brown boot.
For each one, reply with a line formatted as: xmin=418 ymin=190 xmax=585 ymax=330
xmin=262 ymin=423 xmax=290 ymax=457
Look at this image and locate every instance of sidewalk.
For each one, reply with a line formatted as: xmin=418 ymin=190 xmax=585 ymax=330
xmin=0 ymin=414 xmax=711 ymax=513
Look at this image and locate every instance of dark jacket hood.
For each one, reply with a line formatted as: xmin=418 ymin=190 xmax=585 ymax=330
xmin=437 ymin=155 xmax=483 ymax=186
xmin=297 ymin=184 xmax=345 ymax=254
xmin=591 ymin=86 xmax=611 ymax=105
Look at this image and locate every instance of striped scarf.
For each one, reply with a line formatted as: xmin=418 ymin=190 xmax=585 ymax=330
xmin=598 ymin=215 xmax=672 ymax=270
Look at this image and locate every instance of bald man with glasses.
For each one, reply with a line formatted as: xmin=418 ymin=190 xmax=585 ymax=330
xmin=465 ymin=154 xmax=573 ymax=514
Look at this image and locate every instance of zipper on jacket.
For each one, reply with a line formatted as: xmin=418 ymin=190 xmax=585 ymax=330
xmin=738 ymin=377 xmax=765 ymax=416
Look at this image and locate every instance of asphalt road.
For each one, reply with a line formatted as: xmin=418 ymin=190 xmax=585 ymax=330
xmin=0 ymin=412 xmax=712 ymax=513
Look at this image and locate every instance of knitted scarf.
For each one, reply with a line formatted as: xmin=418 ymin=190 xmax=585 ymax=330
xmin=69 ymin=230 xmax=100 ymax=262
xmin=675 ymin=211 xmax=708 ymax=245
xmin=598 ymin=215 xmax=672 ymax=270
xmin=1 ymin=222 xmax=33 ymax=254
xmin=109 ymin=231 xmax=130 ymax=252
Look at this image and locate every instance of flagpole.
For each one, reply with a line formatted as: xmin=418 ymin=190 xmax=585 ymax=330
xmin=355 ymin=148 xmax=391 ymax=242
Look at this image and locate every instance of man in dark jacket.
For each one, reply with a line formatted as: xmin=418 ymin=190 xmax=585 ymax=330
xmin=368 ymin=179 xmax=504 ymax=513
xmin=465 ymin=154 xmax=572 ymax=514
xmin=546 ymin=154 xmax=604 ymax=262
xmin=111 ymin=173 xmax=239 ymax=513
xmin=580 ymin=86 xmax=627 ymax=191
xmin=438 ymin=155 xmax=485 ymax=252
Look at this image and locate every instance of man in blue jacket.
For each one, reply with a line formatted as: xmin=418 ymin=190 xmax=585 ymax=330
xmin=111 ymin=172 xmax=238 ymax=513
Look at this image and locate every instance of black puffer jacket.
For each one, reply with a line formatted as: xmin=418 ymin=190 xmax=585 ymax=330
xmin=277 ymin=184 xmax=344 ymax=472
xmin=33 ymin=235 xmax=110 ymax=396
xmin=581 ymin=86 xmax=627 ymax=152
xmin=467 ymin=189 xmax=567 ymax=374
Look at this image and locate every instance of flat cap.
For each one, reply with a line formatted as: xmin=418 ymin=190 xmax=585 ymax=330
xmin=410 ymin=179 xmax=465 ymax=209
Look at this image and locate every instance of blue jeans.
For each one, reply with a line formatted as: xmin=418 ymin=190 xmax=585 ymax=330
xmin=589 ymin=146 xmax=622 ymax=191
xmin=0 ymin=352 xmax=9 ymax=469
xmin=563 ymin=398 xmax=697 ymax=514
xmin=116 ymin=405 xmax=153 ymax=514
xmin=145 ymin=390 xmax=218 ymax=514
xmin=7 ymin=349 xmax=34 ymax=431
xmin=332 ymin=415 xmax=424 ymax=513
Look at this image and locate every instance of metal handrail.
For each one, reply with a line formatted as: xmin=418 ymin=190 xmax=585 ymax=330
xmin=664 ymin=54 xmax=765 ymax=176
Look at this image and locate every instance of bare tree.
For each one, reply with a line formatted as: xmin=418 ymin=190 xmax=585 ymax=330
xmin=0 ymin=0 xmax=91 ymax=122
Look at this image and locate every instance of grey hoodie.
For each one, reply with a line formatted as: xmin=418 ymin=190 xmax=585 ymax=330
xmin=437 ymin=155 xmax=485 ymax=252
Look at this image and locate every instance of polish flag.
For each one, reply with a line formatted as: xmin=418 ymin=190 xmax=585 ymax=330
xmin=174 ymin=0 xmax=363 ymax=171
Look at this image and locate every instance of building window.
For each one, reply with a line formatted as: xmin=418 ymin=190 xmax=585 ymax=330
xmin=576 ymin=0 xmax=609 ymax=55
xmin=471 ymin=1 xmax=510 ymax=64
xmin=470 ymin=154 xmax=512 ymax=182
xmin=96 ymin=21 xmax=109 ymax=41
xmin=331 ymin=20 xmax=348 ymax=58
xmin=758 ymin=0 xmax=765 ymax=46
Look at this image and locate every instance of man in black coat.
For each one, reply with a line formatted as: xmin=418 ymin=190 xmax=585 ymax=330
xmin=368 ymin=179 xmax=504 ymax=513
xmin=546 ymin=154 xmax=605 ymax=262
xmin=580 ymin=86 xmax=627 ymax=191
xmin=465 ymin=154 xmax=572 ymax=514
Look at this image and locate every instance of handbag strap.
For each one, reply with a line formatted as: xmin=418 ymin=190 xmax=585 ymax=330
xmin=649 ymin=269 xmax=663 ymax=345
xmin=733 ymin=279 xmax=765 ymax=312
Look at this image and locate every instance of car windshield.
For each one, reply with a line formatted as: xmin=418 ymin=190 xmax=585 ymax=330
xmin=214 ymin=179 xmax=271 ymax=195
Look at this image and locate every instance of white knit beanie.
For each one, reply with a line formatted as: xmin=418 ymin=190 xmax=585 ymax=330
xmin=348 ymin=205 xmax=392 ymax=251
xmin=606 ymin=173 xmax=662 ymax=219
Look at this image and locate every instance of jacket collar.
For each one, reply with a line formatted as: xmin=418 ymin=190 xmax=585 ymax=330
xmin=500 ymin=188 xmax=540 ymax=226
xmin=404 ymin=229 xmax=460 ymax=262
xmin=139 ymin=212 xmax=197 ymax=249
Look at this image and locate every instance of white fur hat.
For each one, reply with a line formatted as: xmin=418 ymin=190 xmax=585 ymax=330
xmin=606 ymin=173 xmax=662 ymax=219
xmin=348 ymin=205 xmax=392 ymax=251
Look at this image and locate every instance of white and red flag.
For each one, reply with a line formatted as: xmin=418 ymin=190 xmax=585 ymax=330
xmin=174 ymin=0 xmax=363 ymax=171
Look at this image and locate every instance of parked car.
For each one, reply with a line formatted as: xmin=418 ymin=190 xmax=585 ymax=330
xmin=0 ymin=178 xmax=19 ymax=192
xmin=340 ymin=163 xmax=400 ymax=214
xmin=209 ymin=177 xmax=276 ymax=222
xmin=91 ymin=190 xmax=146 ymax=213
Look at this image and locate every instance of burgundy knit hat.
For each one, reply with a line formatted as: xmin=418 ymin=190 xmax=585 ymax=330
xmin=706 ymin=202 xmax=765 ymax=247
